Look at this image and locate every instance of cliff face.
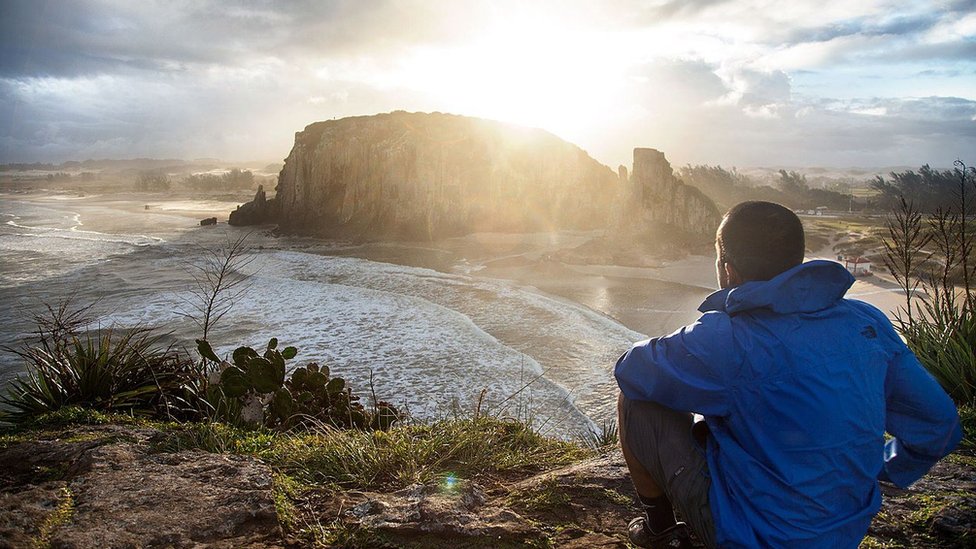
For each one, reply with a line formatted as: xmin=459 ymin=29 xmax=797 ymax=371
xmin=616 ymin=148 xmax=721 ymax=239
xmin=234 ymin=112 xmax=721 ymax=245
xmin=271 ymin=112 xmax=619 ymax=240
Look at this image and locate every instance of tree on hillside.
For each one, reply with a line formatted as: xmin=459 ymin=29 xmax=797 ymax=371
xmin=224 ymin=168 xmax=254 ymax=189
xmin=134 ymin=172 xmax=170 ymax=192
xmin=872 ymin=165 xmax=969 ymax=213
xmin=777 ymin=170 xmax=808 ymax=195
xmin=679 ymin=165 xmax=852 ymax=211
xmin=182 ymin=169 xmax=256 ymax=191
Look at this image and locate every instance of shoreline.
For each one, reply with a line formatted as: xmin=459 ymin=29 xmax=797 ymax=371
xmin=0 ymin=191 xmax=918 ymax=436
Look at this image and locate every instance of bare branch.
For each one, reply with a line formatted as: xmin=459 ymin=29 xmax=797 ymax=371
xmin=177 ymin=232 xmax=255 ymax=341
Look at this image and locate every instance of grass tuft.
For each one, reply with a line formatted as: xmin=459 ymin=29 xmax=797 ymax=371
xmin=1 ymin=327 xmax=204 ymax=424
xmin=272 ymin=473 xmax=306 ymax=530
xmin=30 ymin=486 xmax=74 ymax=549
xmin=155 ymin=416 xmax=591 ymax=493
xmin=957 ymin=404 xmax=975 ymax=449
xmin=506 ymin=477 xmax=571 ymax=512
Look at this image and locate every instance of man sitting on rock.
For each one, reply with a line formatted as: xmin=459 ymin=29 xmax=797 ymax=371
xmin=615 ymin=201 xmax=962 ymax=548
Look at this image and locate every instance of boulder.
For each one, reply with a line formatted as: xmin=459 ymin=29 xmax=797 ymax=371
xmin=229 ymin=185 xmax=277 ymax=226
xmin=0 ymin=426 xmax=283 ymax=548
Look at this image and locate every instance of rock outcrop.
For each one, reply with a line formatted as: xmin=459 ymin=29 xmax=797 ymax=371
xmin=0 ymin=425 xmax=283 ymax=548
xmin=264 ymin=111 xmax=620 ymax=240
xmin=2 ymin=424 xmax=973 ymax=548
xmin=555 ymin=148 xmax=723 ymax=265
xmin=617 ymin=148 xmax=721 ymax=239
xmin=232 ymin=112 xmax=723 ymax=244
xmin=229 ymin=185 xmax=276 ymax=226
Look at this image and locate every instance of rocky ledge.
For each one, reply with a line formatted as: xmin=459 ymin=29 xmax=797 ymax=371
xmin=1 ymin=425 xmax=973 ymax=548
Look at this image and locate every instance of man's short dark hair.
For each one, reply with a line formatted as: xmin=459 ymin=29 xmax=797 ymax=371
xmin=717 ymin=201 xmax=805 ymax=281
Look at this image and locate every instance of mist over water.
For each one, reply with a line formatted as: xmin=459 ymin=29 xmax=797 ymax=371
xmin=0 ymin=191 xmax=711 ymax=436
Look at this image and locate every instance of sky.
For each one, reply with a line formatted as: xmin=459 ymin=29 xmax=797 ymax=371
xmin=1 ymin=0 xmax=975 ymax=168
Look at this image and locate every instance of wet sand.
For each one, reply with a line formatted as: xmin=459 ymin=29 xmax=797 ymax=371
xmin=471 ymin=241 xmax=908 ymax=340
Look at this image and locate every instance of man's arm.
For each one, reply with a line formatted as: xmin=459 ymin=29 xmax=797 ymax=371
xmin=880 ymin=347 xmax=962 ymax=488
xmin=614 ymin=311 xmax=734 ymax=416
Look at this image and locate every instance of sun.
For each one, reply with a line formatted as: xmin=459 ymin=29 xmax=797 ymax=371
xmin=390 ymin=18 xmax=634 ymax=143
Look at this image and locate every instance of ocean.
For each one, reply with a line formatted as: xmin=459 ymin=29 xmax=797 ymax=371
xmin=0 ymin=190 xmax=714 ymax=437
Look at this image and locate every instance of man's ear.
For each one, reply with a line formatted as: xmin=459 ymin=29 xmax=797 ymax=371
xmin=724 ymin=262 xmax=744 ymax=287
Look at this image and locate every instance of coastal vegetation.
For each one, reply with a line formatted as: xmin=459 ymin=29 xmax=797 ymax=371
xmin=134 ymin=168 xmax=259 ymax=193
xmin=882 ymin=160 xmax=976 ymax=415
xmin=0 ymin=158 xmax=273 ymax=195
xmin=679 ymin=161 xmax=976 ymax=216
xmin=0 ymin=161 xmax=974 ymax=546
xmin=181 ymin=168 xmax=257 ymax=192
xmin=678 ymin=164 xmax=855 ymax=211
xmin=873 ymin=165 xmax=975 ymax=214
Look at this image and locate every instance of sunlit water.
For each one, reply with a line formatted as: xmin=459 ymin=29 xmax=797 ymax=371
xmin=0 ymin=191 xmax=712 ymax=437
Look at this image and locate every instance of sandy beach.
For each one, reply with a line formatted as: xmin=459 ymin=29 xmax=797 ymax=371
xmin=0 ymin=191 xmax=917 ymax=436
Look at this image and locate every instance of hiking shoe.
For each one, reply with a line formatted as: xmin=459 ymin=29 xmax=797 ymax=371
xmin=627 ymin=516 xmax=693 ymax=549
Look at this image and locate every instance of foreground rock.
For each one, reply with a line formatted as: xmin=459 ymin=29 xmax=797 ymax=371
xmin=302 ymin=452 xmax=635 ymax=548
xmin=1 ymin=424 xmax=972 ymax=548
xmin=300 ymin=448 xmax=976 ymax=548
xmin=0 ymin=425 xmax=282 ymax=548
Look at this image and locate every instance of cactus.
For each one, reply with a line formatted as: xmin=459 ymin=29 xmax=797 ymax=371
xmin=372 ymin=402 xmax=400 ymax=430
xmin=219 ymin=366 xmax=249 ymax=398
xmin=233 ymin=346 xmax=258 ymax=368
xmin=197 ymin=338 xmax=402 ymax=431
xmin=245 ymin=357 xmax=279 ymax=394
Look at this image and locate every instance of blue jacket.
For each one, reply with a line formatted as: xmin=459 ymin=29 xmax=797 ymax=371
xmin=615 ymin=260 xmax=962 ymax=548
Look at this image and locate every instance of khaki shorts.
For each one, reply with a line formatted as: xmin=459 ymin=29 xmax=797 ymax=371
xmin=620 ymin=395 xmax=717 ymax=548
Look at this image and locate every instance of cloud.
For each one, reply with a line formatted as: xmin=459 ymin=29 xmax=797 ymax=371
xmin=714 ymin=67 xmax=792 ymax=107
xmin=700 ymin=96 xmax=976 ymax=167
xmin=0 ymin=0 xmax=973 ymax=166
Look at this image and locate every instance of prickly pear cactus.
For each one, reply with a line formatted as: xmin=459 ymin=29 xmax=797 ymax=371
xmin=196 ymin=338 xmax=402 ymax=431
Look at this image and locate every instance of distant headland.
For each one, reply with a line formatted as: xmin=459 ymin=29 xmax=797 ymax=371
xmin=229 ymin=111 xmax=719 ymax=246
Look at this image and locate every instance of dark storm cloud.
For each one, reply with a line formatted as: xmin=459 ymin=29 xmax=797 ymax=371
xmin=782 ymin=13 xmax=942 ymax=45
xmin=0 ymin=0 xmax=480 ymax=79
xmin=601 ymin=55 xmax=976 ymax=168
xmin=0 ymin=1 xmax=973 ymax=166
xmin=877 ymin=40 xmax=976 ymax=63
xmin=729 ymin=96 xmax=976 ymax=167
xmin=948 ymin=0 xmax=976 ymax=12
xmin=0 ymin=0 xmax=233 ymax=77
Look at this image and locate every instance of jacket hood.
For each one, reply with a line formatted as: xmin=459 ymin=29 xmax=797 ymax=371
xmin=699 ymin=260 xmax=855 ymax=315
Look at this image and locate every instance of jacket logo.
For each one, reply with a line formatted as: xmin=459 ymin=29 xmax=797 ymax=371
xmin=860 ymin=326 xmax=877 ymax=339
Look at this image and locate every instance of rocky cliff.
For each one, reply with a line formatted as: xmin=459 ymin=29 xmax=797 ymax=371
xmin=262 ymin=111 xmax=619 ymax=240
xmin=232 ymin=112 xmax=722 ymax=246
xmin=556 ymin=148 xmax=722 ymax=265
xmin=617 ymin=148 xmax=721 ymax=239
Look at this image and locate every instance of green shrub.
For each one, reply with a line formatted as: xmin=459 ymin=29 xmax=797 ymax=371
xmin=1 ymin=328 xmax=203 ymax=424
xmin=958 ymin=404 xmax=975 ymax=449
xmin=883 ymin=161 xmax=976 ymax=410
xmin=900 ymin=296 xmax=976 ymax=404
xmin=197 ymin=338 xmax=402 ymax=431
